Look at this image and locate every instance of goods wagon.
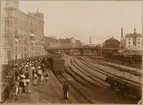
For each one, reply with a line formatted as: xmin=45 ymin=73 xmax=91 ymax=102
xmin=102 ymin=51 xmax=142 ymax=64
xmin=50 ymin=58 xmax=65 ymax=74
xmin=49 ymin=55 xmax=61 ymax=64
xmin=106 ymin=76 xmax=141 ymax=101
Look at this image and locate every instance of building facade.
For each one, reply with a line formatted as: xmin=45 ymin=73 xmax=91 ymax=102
xmin=75 ymin=40 xmax=82 ymax=47
xmin=60 ymin=38 xmax=70 ymax=48
xmin=2 ymin=0 xmax=45 ymax=64
xmin=44 ymin=36 xmax=60 ymax=48
xmin=124 ymin=28 xmax=143 ymax=51
xmin=44 ymin=36 xmax=82 ymax=49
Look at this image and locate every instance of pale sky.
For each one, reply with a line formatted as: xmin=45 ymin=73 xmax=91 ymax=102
xmin=19 ymin=1 xmax=142 ymax=44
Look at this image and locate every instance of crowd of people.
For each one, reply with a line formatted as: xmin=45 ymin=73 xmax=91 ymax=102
xmin=11 ymin=56 xmax=69 ymax=100
xmin=13 ymin=57 xmax=49 ymax=95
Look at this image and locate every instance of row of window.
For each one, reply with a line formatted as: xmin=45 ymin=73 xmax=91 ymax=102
xmin=5 ymin=10 xmax=28 ymax=22
xmin=18 ymin=39 xmax=27 ymax=45
xmin=13 ymin=20 xmax=29 ymax=32
xmin=4 ymin=20 xmax=29 ymax=32
xmin=128 ymin=45 xmax=142 ymax=48
xmin=15 ymin=46 xmax=27 ymax=52
xmin=4 ymin=29 xmax=28 ymax=38
xmin=128 ymin=41 xmax=141 ymax=44
xmin=14 ymin=53 xmax=28 ymax=59
xmin=128 ymin=38 xmax=142 ymax=41
xmin=5 ymin=6 xmax=44 ymax=24
xmin=15 ymin=46 xmax=42 ymax=52
xmin=4 ymin=20 xmax=43 ymax=36
xmin=14 ymin=52 xmax=43 ymax=59
xmin=5 ymin=15 xmax=43 ymax=27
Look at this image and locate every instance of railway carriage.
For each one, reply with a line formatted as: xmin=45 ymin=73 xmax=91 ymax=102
xmin=102 ymin=50 xmax=142 ymax=64
xmin=49 ymin=55 xmax=65 ymax=74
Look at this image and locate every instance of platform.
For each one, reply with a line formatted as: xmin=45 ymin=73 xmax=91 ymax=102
xmin=5 ymin=69 xmax=77 ymax=103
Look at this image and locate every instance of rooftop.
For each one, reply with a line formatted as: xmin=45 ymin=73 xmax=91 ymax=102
xmin=126 ymin=28 xmax=142 ymax=37
xmin=105 ymin=37 xmax=119 ymax=42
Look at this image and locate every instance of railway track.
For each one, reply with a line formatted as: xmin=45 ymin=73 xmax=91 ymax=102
xmin=55 ymin=71 xmax=93 ymax=103
xmin=70 ymin=57 xmax=109 ymax=88
xmin=49 ymin=70 xmax=72 ymax=103
xmin=51 ymin=55 xmax=138 ymax=104
xmin=76 ymin=56 xmax=141 ymax=87
xmin=66 ymin=56 xmax=138 ymax=103
xmin=87 ymin=56 xmax=141 ymax=76
xmin=76 ymin=56 xmax=141 ymax=101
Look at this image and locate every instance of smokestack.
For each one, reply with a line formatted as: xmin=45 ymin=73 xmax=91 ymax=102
xmin=120 ymin=27 xmax=124 ymax=48
xmin=89 ymin=36 xmax=91 ymax=45
xmin=121 ymin=27 xmax=123 ymax=37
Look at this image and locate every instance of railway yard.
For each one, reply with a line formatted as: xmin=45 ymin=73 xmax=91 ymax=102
xmin=5 ymin=54 xmax=142 ymax=104
xmin=2 ymin=1 xmax=142 ymax=104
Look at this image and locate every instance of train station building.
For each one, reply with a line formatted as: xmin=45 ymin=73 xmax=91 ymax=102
xmin=1 ymin=0 xmax=45 ymax=64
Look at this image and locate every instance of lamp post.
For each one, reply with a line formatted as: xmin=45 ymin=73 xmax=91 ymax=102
xmin=30 ymin=32 xmax=36 ymax=57
xmin=13 ymin=29 xmax=19 ymax=84
xmin=15 ymin=29 xmax=19 ymax=62
xmin=41 ymin=38 xmax=45 ymax=56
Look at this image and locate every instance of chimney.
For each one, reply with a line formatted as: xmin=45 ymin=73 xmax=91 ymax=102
xmin=89 ymin=36 xmax=91 ymax=45
xmin=120 ymin=27 xmax=124 ymax=48
xmin=121 ymin=27 xmax=123 ymax=37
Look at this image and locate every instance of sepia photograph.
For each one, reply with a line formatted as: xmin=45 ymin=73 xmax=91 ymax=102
xmin=0 ymin=0 xmax=142 ymax=104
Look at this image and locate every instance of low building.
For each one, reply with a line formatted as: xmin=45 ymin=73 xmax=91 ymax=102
xmin=104 ymin=37 xmax=120 ymax=48
xmin=44 ymin=37 xmax=83 ymax=49
xmin=75 ymin=40 xmax=82 ymax=47
xmin=60 ymin=38 xmax=70 ymax=48
xmin=44 ymin=36 xmax=60 ymax=48
xmin=70 ymin=37 xmax=76 ymax=47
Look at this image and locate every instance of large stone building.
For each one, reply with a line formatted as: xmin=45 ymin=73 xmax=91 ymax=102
xmin=123 ymin=28 xmax=143 ymax=51
xmin=2 ymin=0 xmax=45 ymax=64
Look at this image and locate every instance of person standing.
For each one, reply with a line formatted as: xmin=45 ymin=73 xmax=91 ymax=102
xmin=37 ymin=66 xmax=42 ymax=82
xmin=45 ymin=73 xmax=49 ymax=82
xmin=18 ymin=78 xmax=24 ymax=94
xmin=63 ymin=81 xmax=69 ymax=99
xmin=25 ymin=79 xmax=31 ymax=93
xmin=33 ymin=68 xmax=38 ymax=85
xmin=15 ymin=76 xmax=20 ymax=95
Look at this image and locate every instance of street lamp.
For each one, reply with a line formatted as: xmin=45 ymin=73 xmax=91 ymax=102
xmin=30 ymin=32 xmax=36 ymax=57
xmin=14 ymin=30 xmax=20 ymax=61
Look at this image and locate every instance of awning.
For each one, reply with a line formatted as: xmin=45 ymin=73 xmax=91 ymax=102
xmin=15 ymin=39 xmax=19 ymax=43
xmin=30 ymin=33 xmax=35 ymax=37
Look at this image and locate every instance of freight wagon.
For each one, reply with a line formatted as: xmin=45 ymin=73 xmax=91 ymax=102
xmin=50 ymin=56 xmax=65 ymax=74
xmin=106 ymin=76 xmax=141 ymax=101
xmin=102 ymin=51 xmax=142 ymax=64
